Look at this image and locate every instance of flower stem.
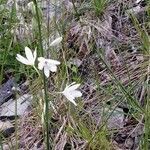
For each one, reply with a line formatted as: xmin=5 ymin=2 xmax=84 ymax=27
xmin=33 ymin=0 xmax=51 ymax=149
xmin=33 ymin=65 xmax=41 ymax=77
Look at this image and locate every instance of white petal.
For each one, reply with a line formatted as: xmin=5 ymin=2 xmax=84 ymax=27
xmin=50 ymin=37 xmax=62 ymax=46
xmin=44 ymin=67 xmax=50 ymax=78
xmin=38 ymin=57 xmax=45 ymax=62
xmin=47 ymin=59 xmax=60 ymax=65
xmin=38 ymin=62 xmax=44 ymax=70
xmin=63 ymin=92 xmax=77 ymax=106
xmin=64 ymin=82 xmax=76 ymax=90
xmin=71 ymin=90 xmax=82 ymax=98
xmin=68 ymin=98 xmax=77 ymax=106
xmin=25 ymin=47 xmax=34 ymax=62
xmin=38 ymin=57 xmax=45 ymax=70
xmin=66 ymin=84 xmax=80 ymax=92
xmin=16 ymin=54 xmax=31 ymax=65
xmin=49 ymin=65 xmax=57 ymax=72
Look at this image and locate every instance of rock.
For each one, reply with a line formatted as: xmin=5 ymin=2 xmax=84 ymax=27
xmin=98 ymin=107 xmax=124 ymax=129
xmin=106 ymin=107 xmax=124 ymax=129
xmin=0 ymin=94 xmax=32 ymax=117
xmin=0 ymin=78 xmax=15 ymax=105
xmin=136 ymin=0 xmax=142 ymax=3
xmin=0 ymin=120 xmax=13 ymax=131
xmin=0 ymin=120 xmax=15 ymax=138
xmin=2 ymin=127 xmax=15 ymax=138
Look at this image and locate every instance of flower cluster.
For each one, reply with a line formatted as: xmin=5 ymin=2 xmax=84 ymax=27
xmin=16 ymin=37 xmax=82 ymax=106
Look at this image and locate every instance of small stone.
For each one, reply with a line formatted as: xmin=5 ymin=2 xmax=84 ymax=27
xmin=0 ymin=94 xmax=32 ymax=117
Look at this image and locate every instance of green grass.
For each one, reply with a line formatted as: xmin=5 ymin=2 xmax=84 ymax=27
xmin=92 ymin=0 xmax=109 ymax=16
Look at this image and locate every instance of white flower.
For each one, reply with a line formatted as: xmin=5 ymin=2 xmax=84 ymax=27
xmin=16 ymin=47 xmax=37 ymax=66
xmin=38 ymin=57 xmax=60 ymax=78
xmin=62 ymin=82 xmax=82 ymax=106
xmin=50 ymin=37 xmax=63 ymax=46
xmin=27 ymin=2 xmax=34 ymax=10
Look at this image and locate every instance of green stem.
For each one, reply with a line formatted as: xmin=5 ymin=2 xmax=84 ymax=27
xmin=71 ymin=0 xmax=80 ymax=20
xmin=33 ymin=65 xmax=41 ymax=77
xmin=33 ymin=0 xmax=51 ymax=149
xmin=0 ymin=133 xmax=3 ymax=150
